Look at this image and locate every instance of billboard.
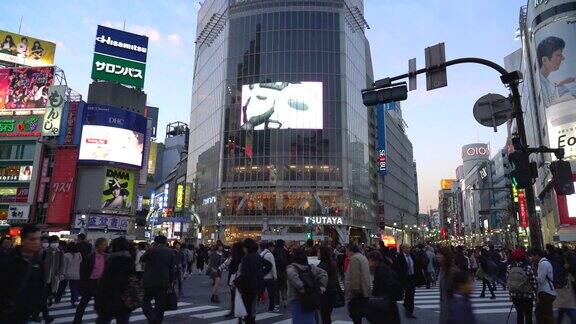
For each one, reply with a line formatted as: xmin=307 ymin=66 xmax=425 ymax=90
xmin=461 ymin=143 xmax=490 ymax=161
xmin=0 ymin=30 xmax=56 ymax=66
xmin=101 ymin=168 xmax=134 ymax=214
xmin=7 ymin=205 xmax=30 ymax=223
xmin=73 ymin=214 xmax=130 ymax=231
xmin=0 ymin=115 xmax=42 ymax=137
xmin=79 ymin=104 xmax=146 ymax=166
xmin=91 ymin=25 xmax=148 ymax=89
xmin=45 ymin=148 xmax=78 ymax=224
xmin=41 ymin=85 xmax=66 ymax=136
xmin=0 ymin=67 xmax=54 ymax=109
xmin=0 ymin=188 xmax=28 ymax=203
xmin=533 ymin=16 xmax=576 ymax=161
xmin=240 ymin=82 xmax=323 ymax=130
xmin=147 ymin=141 xmax=158 ymax=176
xmin=0 ymin=165 xmax=33 ymax=182
xmin=440 ymin=179 xmax=455 ymax=190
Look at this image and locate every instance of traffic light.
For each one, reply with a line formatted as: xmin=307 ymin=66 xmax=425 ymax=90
xmin=362 ymin=84 xmax=408 ymax=106
xmin=508 ymin=150 xmax=533 ymax=189
xmin=306 ymin=231 xmax=312 ymax=240
xmin=550 ymin=160 xmax=575 ymax=195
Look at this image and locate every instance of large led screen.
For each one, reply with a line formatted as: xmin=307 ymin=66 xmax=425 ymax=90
xmin=240 ymin=82 xmax=323 ymax=130
xmin=79 ymin=125 xmax=144 ymax=166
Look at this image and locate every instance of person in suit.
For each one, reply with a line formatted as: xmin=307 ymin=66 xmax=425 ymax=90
xmin=394 ymin=244 xmax=417 ymax=319
xmin=73 ymin=237 xmax=108 ymax=324
xmin=141 ymin=235 xmax=175 ymax=324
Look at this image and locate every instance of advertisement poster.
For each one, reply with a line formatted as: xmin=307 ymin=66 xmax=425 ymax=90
xmin=376 ymin=104 xmax=387 ymax=176
xmin=7 ymin=205 xmax=30 ymax=223
xmin=534 ymin=16 xmax=576 ymax=160
xmin=0 ymin=67 xmax=54 ymax=110
xmin=0 ymin=29 xmax=56 ymax=66
xmin=91 ymin=53 xmax=146 ymax=88
xmin=45 ymin=149 xmax=78 ymax=224
xmin=0 ymin=115 xmax=42 ymax=137
xmin=73 ymin=214 xmax=130 ymax=231
xmin=101 ymin=168 xmax=134 ymax=214
xmin=241 ymin=81 xmax=323 ymax=130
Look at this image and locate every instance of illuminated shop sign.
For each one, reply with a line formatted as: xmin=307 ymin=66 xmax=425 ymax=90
xmin=304 ymin=216 xmax=343 ymax=225
xmin=0 ymin=115 xmax=41 ymax=137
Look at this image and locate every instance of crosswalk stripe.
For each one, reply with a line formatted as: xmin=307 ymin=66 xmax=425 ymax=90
xmin=91 ymin=305 xmax=222 ymax=323
xmin=190 ymin=309 xmax=231 ymax=319
xmin=272 ymin=319 xmax=293 ymax=324
xmin=473 ymin=308 xmax=515 ymax=314
xmin=210 ymin=312 xmax=283 ymax=324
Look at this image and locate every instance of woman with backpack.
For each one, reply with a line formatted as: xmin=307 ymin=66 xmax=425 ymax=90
xmin=506 ymin=248 xmax=537 ymax=324
xmin=318 ymin=246 xmax=340 ymax=324
xmin=287 ymin=247 xmax=328 ymax=324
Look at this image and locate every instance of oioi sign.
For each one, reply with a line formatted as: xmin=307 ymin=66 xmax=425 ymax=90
xmin=90 ymin=25 xmax=148 ymax=89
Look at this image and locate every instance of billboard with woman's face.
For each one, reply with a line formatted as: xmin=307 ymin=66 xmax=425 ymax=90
xmin=534 ymin=15 xmax=576 ymax=160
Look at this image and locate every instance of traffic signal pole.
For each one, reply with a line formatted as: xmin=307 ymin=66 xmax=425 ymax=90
xmin=367 ymin=57 xmax=544 ymax=248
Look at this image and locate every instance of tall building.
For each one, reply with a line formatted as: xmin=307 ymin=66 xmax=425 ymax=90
xmin=187 ymin=0 xmax=377 ymax=244
xmin=507 ymin=1 xmax=576 ymax=243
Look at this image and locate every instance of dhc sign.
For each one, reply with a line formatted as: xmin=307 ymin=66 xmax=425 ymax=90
xmin=304 ymin=216 xmax=343 ymax=225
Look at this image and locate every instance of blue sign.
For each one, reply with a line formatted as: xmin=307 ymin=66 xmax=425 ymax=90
xmin=83 ymin=104 xmax=147 ymax=134
xmin=95 ymin=25 xmax=148 ymax=63
xmin=376 ymin=104 xmax=387 ymax=176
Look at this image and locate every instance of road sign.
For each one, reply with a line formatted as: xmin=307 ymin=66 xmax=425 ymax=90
xmin=473 ymin=93 xmax=512 ymax=131
xmin=425 ymin=43 xmax=447 ymax=91
xmin=408 ymin=58 xmax=417 ymax=91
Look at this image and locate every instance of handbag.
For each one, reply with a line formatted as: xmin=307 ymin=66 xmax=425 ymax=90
xmin=234 ymin=291 xmax=248 ymax=318
xmin=165 ymin=285 xmax=178 ymax=311
xmin=121 ymin=275 xmax=144 ymax=310
xmin=333 ymin=285 xmax=345 ymax=308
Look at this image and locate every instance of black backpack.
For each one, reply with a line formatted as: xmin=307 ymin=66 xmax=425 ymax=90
xmin=274 ymin=249 xmax=288 ymax=273
xmin=547 ymin=258 xmax=568 ymax=289
xmin=255 ymin=255 xmax=272 ymax=292
xmin=295 ymin=265 xmax=322 ymax=312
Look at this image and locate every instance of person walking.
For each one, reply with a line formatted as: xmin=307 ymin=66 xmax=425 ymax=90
xmin=273 ymin=239 xmax=289 ymax=309
xmin=220 ymin=241 xmax=244 ymax=318
xmin=172 ymin=241 xmax=186 ymax=296
xmin=0 ymin=224 xmax=45 ymax=324
xmin=196 ymin=244 xmax=207 ymax=274
xmin=442 ymin=271 xmax=477 ymax=324
xmin=368 ymin=250 xmax=402 ymax=324
xmin=286 ymin=247 xmax=328 ymax=324
xmin=395 ymin=244 xmax=417 ymax=319
xmin=425 ymin=245 xmax=436 ymax=289
xmin=181 ymin=244 xmax=191 ymax=277
xmin=55 ymin=242 xmax=82 ymax=306
xmin=478 ymin=248 xmax=496 ymax=299
xmin=135 ymin=241 xmax=147 ymax=280
xmin=207 ymin=243 xmax=225 ymax=302
xmin=437 ymin=246 xmax=457 ymax=323
xmin=345 ymin=243 xmax=371 ymax=324
xmin=34 ymin=235 xmax=62 ymax=323
xmin=235 ymin=238 xmax=269 ymax=324
xmin=260 ymin=242 xmax=278 ymax=312
xmin=0 ymin=236 xmax=12 ymax=258
xmin=529 ymin=247 xmax=556 ymax=324
xmin=141 ymin=235 xmax=176 ymax=324
xmin=73 ymin=237 xmax=108 ymax=324
xmin=94 ymin=237 xmax=136 ymax=324
xmin=76 ymin=233 xmax=92 ymax=260
xmin=556 ymin=251 xmax=576 ymax=324
xmin=187 ymin=244 xmax=196 ymax=275
xmin=318 ymin=246 xmax=339 ymax=324
xmin=506 ymin=248 xmax=536 ymax=324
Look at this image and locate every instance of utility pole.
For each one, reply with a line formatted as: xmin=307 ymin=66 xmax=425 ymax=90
xmin=362 ymin=54 xmax=545 ymax=248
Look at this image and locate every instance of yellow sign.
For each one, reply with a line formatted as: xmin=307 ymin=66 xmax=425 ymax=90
xmin=440 ymin=179 xmax=455 ymax=190
xmin=0 ymin=30 xmax=56 ymax=66
xmin=176 ymin=184 xmax=184 ymax=210
xmin=147 ymin=142 xmax=157 ymax=176
xmin=184 ymin=183 xmax=191 ymax=209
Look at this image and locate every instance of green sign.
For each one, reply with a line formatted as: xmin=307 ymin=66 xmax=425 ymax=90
xmin=91 ymin=53 xmax=146 ymax=88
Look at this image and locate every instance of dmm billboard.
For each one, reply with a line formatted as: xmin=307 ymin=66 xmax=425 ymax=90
xmin=45 ymin=148 xmax=78 ymax=224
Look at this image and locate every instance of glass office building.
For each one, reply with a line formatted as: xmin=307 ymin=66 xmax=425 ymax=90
xmin=188 ymin=0 xmax=375 ymax=244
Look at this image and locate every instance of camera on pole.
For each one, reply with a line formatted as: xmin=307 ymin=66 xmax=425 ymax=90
xmin=550 ymin=160 xmax=575 ymax=195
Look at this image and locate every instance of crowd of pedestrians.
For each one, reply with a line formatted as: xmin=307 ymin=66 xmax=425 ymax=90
xmin=2 ymin=225 xmax=576 ymax=324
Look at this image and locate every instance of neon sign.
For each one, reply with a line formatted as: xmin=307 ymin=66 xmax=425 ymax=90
xmin=0 ymin=116 xmax=41 ymax=137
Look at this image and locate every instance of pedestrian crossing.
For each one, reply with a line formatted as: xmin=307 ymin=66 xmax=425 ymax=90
xmin=48 ymin=293 xmax=355 ymax=323
xmin=411 ymin=281 xmax=515 ymax=315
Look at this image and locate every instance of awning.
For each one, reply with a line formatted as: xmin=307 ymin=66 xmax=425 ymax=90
xmin=553 ymin=225 xmax=576 ymax=242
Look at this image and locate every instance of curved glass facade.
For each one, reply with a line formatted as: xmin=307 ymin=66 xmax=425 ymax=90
xmin=188 ymin=0 xmax=375 ymax=243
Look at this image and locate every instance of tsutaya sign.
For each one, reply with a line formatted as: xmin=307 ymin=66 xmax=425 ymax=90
xmin=304 ymin=216 xmax=343 ymax=225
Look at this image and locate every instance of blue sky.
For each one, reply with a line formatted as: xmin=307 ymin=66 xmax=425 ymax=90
xmin=0 ymin=0 xmax=525 ymax=212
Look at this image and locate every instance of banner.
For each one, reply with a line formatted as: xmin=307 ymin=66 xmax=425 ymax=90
xmin=376 ymin=104 xmax=387 ymax=176
xmin=0 ymin=67 xmax=54 ymax=110
xmin=91 ymin=53 xmax=146 ymax=88
xmin=94 ymin=25 xmax=148 ymax=63
xmin=101 ymin=168 xmax=134 ymax=214
xmin=0 ymin=29 xmax=56 ymax=66
xmin=45 ymin=148 xmax=78 ymax=224
xmin=42 ymin=85 xmax=66 ymax=136
xmin=73 ymin=214 xmax=130 ymax=231
xmin=533 ymin=16 xmax=576 ymax=161
xmin=7 ymin=205 xmax=30 ymax=223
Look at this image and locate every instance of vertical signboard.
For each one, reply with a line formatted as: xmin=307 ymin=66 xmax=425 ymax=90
xmin=518 ymin=190 xmax=528 ymax=228
xmin=376 ymin=104 xmax=387 ymax=176
xmin=91 ymin=25 xmax=148 ymax=88
xmin=45 ymin=148 xmax=78 ymax=224
xmin=42 ymin=85 xmax=66 ymax=136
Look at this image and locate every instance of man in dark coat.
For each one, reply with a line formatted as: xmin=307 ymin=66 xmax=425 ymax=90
xmin=394 ymin=244 xmax=419 ymax=319
xmin=141 ymin=235 xmax=175 ymax=324
xmin=0 ymin=224 xmax=45 ymax=324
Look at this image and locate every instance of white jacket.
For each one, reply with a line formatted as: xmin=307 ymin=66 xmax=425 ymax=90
xmin=260 ymin=249 xmax=277 ymax=280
